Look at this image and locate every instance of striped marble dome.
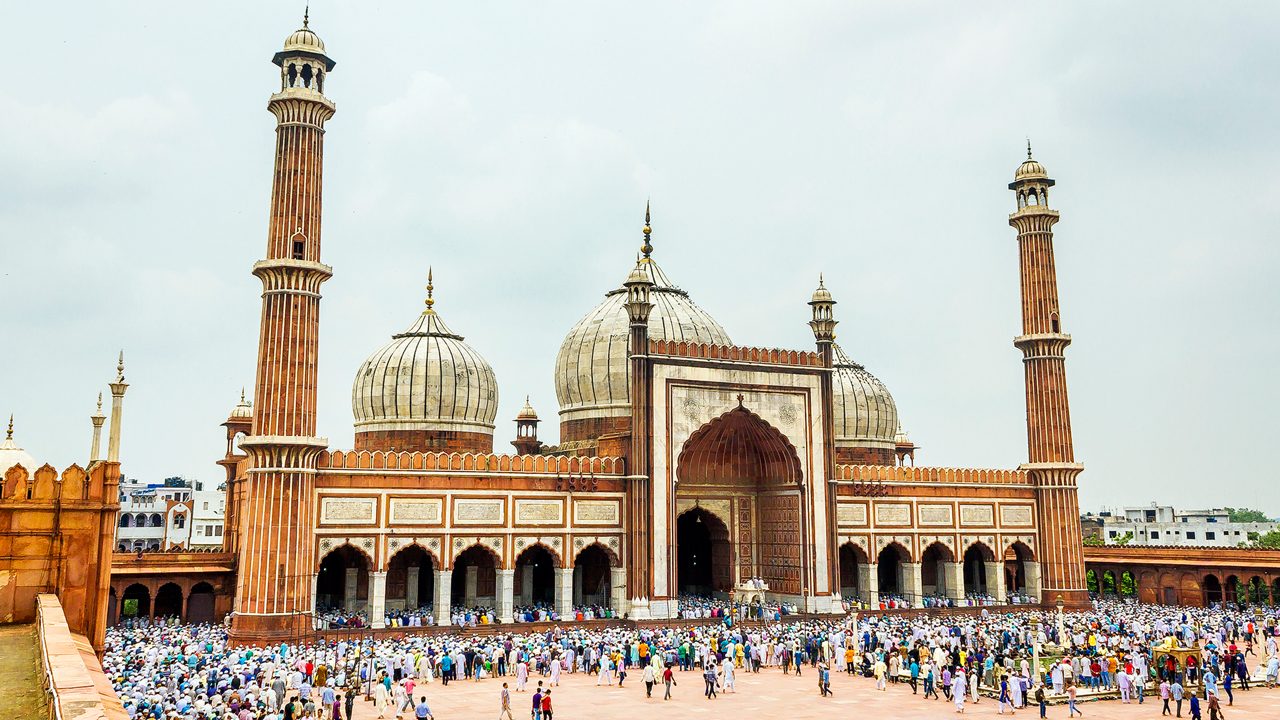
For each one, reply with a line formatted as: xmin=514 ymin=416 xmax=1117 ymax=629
xmin=555 ymin=258 xmax=731 ymax=423
xmin=831 ymin=343 xmax=898 ymax=447
xmin=352 ymin=298 xmax=498 ymax=437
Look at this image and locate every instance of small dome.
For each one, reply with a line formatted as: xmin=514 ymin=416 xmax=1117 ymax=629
xmin=229 ymin=389 xmax=253 ymax=420
xmin=1015 ymin=144 xmax=1049 ymax=181
xmin=810 ymin=275 xmax=833 ymax=304
xmin=831 ymin=344 xmax=898 ymax=447
xmin=894 ymin=424 xmax=911 ymax=444
xmin=555 ymin=259 xmax=731 ymax=424
xmin=283 ymin=26 xmax=325 ymax=54
xmin=1014 ymin=158 xmax=1048 ymax=181
xmin=0 ymin=416 xmax=37 ymax=476
xmin=516 ymin=396 xmax=539 ymax=421
xmin=352 ymin=291 xmax=498 ymax=439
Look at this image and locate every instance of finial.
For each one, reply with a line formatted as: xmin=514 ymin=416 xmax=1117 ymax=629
xmin=117 ymin=350 xmax=125 ymax=382
xmin=1026 ymin=137 xmax=1033 ymax=160
xmin=303 ymin=3 xmax=310 ymax=29
xmin=96 ymin=392 xmax=103 ymax=412
xmin=641 ymin=201 xmax=653 ymax=259
xmin=736 ymin=394 xmax=745 ymax=408
xmin=240 ymin=387 xmax=247 ymax=403
xmin=819 ymin=272 xmax=825 ymax=288
xmin=5 ymin=414 xmax=12 ymax=440
xmin=425 ymin=267 xmax=435 ymax=310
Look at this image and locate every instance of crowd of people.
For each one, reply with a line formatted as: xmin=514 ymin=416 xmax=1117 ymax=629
xmin=102 ymin=597 xmax=1280 ymax=719
xmin=675 ymin=595 xmax=800 ymax=621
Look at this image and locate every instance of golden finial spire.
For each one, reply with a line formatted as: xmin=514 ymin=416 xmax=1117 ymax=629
xmin=116 ymin=350 xmax=125 ymax=382
xmin=425 ymin=267 xmax=435 ymax=310
xmin=303 ymin=3 xmax=310 ymax=29
xmin=819 ymin=272 xmax=825 ymax=288
xmin=6 ymin=414 xmax=12 ymax=440
xmin=1026 ymin=137 xmax=1033 ymax=160
xmin=96 ymin=392 xmax=103 ymax=413
xmin=240 ymin=387 xmax=247 ymax=403
xmin=640 ymin=201 xmax=653 ymax=260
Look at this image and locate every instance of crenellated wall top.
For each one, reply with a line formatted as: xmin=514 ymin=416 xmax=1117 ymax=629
xmin=835 ymin=464 xmax=1030 ymax=486
xmin=648 ymin=339 xmax=823 ymax=368
xmin=1 ymin=461 xmax=117 ymax=503
xmin=318 ymin=449 xmax=626 ymax=475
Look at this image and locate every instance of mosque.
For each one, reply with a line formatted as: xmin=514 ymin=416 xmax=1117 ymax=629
xmin=188 ymin=18 xmax=1090 ymax=645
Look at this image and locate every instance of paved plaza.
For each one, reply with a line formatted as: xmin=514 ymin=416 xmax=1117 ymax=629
xmin=342 ymin=664 xmax=1280 ymax=720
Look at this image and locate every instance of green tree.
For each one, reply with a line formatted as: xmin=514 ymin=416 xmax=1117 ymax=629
xmin=1253 ymin=530 xmax=1280 ymax=549
xmin=1113 ymin=531 xmax=1134 ymax=546
xmin=1120 ymin=571 xmax=1136 ymax=596
xmin=1226 ymin=507 xmax=1273 ymax=523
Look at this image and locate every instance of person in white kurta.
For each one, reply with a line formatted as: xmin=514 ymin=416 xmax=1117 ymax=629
xmin=374 ymin=680 xmax=390 ymax=718
xmin=515 ymin=661 xmax=528 ymax=691
xmin=550 ymin=659 xmax=561 ymax=686
xmin=721 ymin=657 xmax=735 ymax=692
xmin=952 ymin=672 xmax=967 ymax=712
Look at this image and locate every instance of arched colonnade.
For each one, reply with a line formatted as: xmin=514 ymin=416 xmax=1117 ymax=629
xmin=838 ymin=538 xmax=1040 ymax=606
xmin=314 ymin=538 xmax=623 ymax=627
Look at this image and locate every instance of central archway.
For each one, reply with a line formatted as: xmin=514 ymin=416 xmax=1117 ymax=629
xmin=676 ymin=508 xmax=730 ymax=595
xmin=676 ymin=402 xmax=804 ymax=597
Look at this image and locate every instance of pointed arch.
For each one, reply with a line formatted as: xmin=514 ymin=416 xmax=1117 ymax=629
xmin=512 ymin=539 xmax=563 ymax=568
xmin=677 ymin=405 xmax=802 ymax=486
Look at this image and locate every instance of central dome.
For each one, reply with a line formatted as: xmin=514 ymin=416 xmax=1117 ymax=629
xmin=352 ymin=274 xmax=498 ymax=453
xmin=555 ymin=258 xmax=731 ymax=443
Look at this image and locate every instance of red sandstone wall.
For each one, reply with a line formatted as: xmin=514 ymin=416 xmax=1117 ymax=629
xmin=0 ymin=462 xmax=118 ymax=650
xmin=355 ymin=429 xmax=493 ymax=455
xmin=834 ymin=446 xmax=896 ymax=466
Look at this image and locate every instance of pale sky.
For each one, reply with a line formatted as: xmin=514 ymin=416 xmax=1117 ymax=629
xmin=2 ymin=2 xmax=1277 ymax=513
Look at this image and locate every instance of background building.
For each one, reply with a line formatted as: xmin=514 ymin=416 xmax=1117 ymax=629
xmin=1083 ymin=504 xmax=1278 ymax=547
xmin=115 ymin=478 xmax=225 ymax=552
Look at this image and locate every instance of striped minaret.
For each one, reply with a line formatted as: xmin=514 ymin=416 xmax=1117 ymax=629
xmin=229 ymin=14 xmax=336 ymax=645
xmin=1008 ymin=143 xmax=1088 ymax=608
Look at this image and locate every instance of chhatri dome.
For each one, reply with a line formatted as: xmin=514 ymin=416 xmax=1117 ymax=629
xmin=555 ymin=207 xmax=732 ymax=444
xmin=352 ymin=269 xmax=499 ymax=454
xmin=228 ymin=388 xmax=253 ymax=420
xmin=0 ymin=415 xmax=37 ymax=475
xmin=1014 ymin=140 xmax=1049 ymax=181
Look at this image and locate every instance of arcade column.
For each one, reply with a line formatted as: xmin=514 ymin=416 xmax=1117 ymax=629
xmin=369 ymin=571 xmax=387 ymax=629
xmin=496 ymin=570 xmax=515 ymax=623
xmin=433 ymin=570 xmax=451 ymax=624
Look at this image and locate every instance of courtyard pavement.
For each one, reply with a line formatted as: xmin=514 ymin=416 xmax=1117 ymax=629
xmin=346 ymin=664 xmax=1280 ymax=719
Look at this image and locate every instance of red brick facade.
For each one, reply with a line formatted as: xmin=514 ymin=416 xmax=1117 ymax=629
xmin=355 ymin=429 xmax=493 ymax=455
xmin=834 ymin=446 xmax=896 ymax=466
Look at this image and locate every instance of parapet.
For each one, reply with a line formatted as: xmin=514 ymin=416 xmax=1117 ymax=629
xmin=835 ymin=464 xmax=1030 ymax=486
xmin=648 ymin=339 xmax=823 ymax=367
xmin=318 ymin=449 xmax=626 ymax=475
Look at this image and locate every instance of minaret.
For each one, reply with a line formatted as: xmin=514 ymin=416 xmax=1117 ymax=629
xmin=107 ymin=352 xmax=129 ymax=463
xmin=1008 ymin=144 xmax=1088 ymax=607
xmin=808 ymin=275 xmax=839 ymax=609
xmin=230 ymin=15 xmax=336 ymax=645
xmin=88 ymin=392 xmax=105 ymax=464
xmin=624 ymin=204 xmax=655 ymax=615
